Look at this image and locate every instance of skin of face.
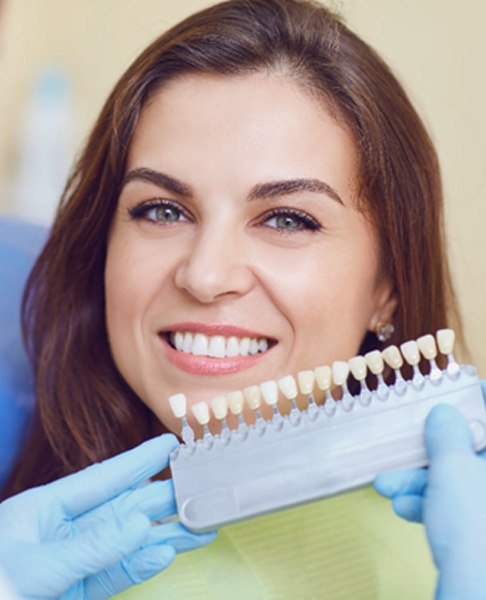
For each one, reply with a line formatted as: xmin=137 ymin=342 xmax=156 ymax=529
xmin=105 ymin=71 xmax=396 ymax=435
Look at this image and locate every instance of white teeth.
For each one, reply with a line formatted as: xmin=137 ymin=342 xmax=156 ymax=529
xmin=332 ymin=361 xmax=349 ymax=386
xmin=168 ymin=393 xmax=187 ymax=418
xmin=278 ymin=375 xmax=298 ymax=400
xmin=208 ymin=335 xmax=226 ymax=358
xmin=192 ymin=333 xmax=209 ymax=356
xmin=243 ymin=385 xmax=261 ymax=409
xmin=170 ymin=331 xmax=270 ymax=358
xmin=297 ymin=370 xmax=315 ymax=395
xmin=210 ymin=396 xmax=228 ymax=420
xmin=417 ymin=334 xmax=437 ymax=360
xmin=314 ymin=365 xmax=331 ymax=391
xmin=436 ymin=328 xmax=455 ymax=355
xmin=400 ymin=340 xmax=420 ymax=366
xmin=364 ymin=350 xmax=384 ymax=375
xmin=227 ymin=391 xmax=245 ymax=415
xmin=348 ymin=356 xmax=367 ymax=381
xmin=192 ymin=401 xmax=210 ymax=426
xmin=382 ymin=345 xmax=403 ymax=369
xmin=260 ymin=380 xmax=279 ymax=406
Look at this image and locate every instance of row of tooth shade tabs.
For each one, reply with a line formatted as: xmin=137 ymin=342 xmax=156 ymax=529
xmin=169 ymin=329 xmax=459 ymax=441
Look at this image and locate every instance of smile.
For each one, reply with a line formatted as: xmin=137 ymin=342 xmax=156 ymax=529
xmin=167 ymin=331 xmax=270 ymax=358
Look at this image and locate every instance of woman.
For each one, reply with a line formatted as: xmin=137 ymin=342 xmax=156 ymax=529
xmin=1 ymin=0 xmax=459 ymax=597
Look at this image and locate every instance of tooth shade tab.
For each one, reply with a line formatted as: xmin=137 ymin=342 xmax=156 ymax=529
xmin=382 ymin=345 xmax=403 ymax=369
xmin=364 ymin=350 xmax=384 ymax=375
xmin=243 ymin=385 xmax=261 ymax=410
xmin=315 ymin=365 xmax=331 ymax=391
xmin=260 ymin=380 xmax=279 ymax=406
xmin=278 ymin=375 xmax=298 ymax=400
xmin=192 ymin=401 xmax=210 ymax=426
xmin=332 ymin=361 xmax=350 ymax=386
xmin=417 ymin=334 xmax=438 ymax=360
xmin=437 ymin=329 xmax=455 ymax=355
xmin=169 ymin=393 xmax=187 ymax=419
xmin=400 ymin=340 xmax=420 ymax=366
xmin=297 ymin=370 xmax=315 ymax=395
xmin=348 ymin=356 xmax=367 ymax=381
xmin=210 ymin=396 xmax=228 ymax=420
xmin=227 ymin=391 xmax=245 ymax=415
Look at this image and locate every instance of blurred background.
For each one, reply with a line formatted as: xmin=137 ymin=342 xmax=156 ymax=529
xmin=0 ymin=0 xmax=485 ymax=371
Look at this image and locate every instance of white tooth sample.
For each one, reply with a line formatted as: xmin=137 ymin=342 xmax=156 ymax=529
xmin=239 ymin=337 xmax=251 ymax=356
xmin=192 ymin=333 xmax=209 ymax=356
xmin=210 ymin=395 xmax=228 ymax=420
xmin=182 ymin=332 xmax=193 ymax=353
xmin=243 ymin=385 xmax=261 ymax=410
xmin=278 ymin=374 xmax=298 ymax=400
xmin=260 ymin=380 xmax=279 ymax=406
xmin=400 ymin=340 xmax=420 ymax=366
xmin=332 ymin=361 xmax=350 ymax=386
xmin=174 ymin=332 xmax=184 ymax=351
xmin=348 ymin=356 xmax=367 ymax=381
xmin=226 ymin=336 xmax=240 ymax=358
xmin=192 ymin=401 xmax=210 ymax=426
xmin=168 ymin=393 xmax=187 ymax=418
xmin=417 ymin=334 xmax=438 ymax=360
xmin=249 ymin=338 xmax=259 ymax=355
xmin=227 ymin=390 xmax=245 ymax=415
xmin=364 ymin=350 xmax=385 ymax=374
xmin=436 ymin=328 xmax=455 ymax=355
xmin=208 ymin=335 xmax=226 ymax=358
xmin=382 ymin=345 xmax=403 ymax=369
xmin=297 ymin=370 xmax=315 ymax=395
xmin=315 ymin=365 xmax=332 ymax=391
xmin=258 ymin=338 xmax=268 ymax=353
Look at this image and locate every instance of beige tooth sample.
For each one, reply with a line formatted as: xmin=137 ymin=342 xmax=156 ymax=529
xmin=348 ymin=356 xmax=367 ymax=381
xmin=243 ymin=385 xmax=262 ymax=410
xmin=400 ymin=340 xmax=420 ymax=366
xmin=331 ymin=361 xmax=350 ymax=386
xmin=315 ymin=365 xmax=331 ymax=391
xmin=278 ymin=374 xmax=298 ymax=400
xmin=191 ymin=401 xmax=210 ymax=426
xmin=382 ymin=345 xmax=403 ymax=370
xmin=169 ymin=393 xmax=187 ymax=418
xmin=364 ymin=350 xmax=385 ymax=374
xmin=210 ymin=395 xmax=228 ymax=421
xmin=436 ymin=328 xmax=455 ymax=355
xmin=297 ymin=370 xmax=315 ymax=395
xmin=227 ymin=390 xmax=245 ymax=415
xmin=417 ymin=334 xmax=437 ymax=360
xmin=260 ymin=380 xmax=279 ymax=406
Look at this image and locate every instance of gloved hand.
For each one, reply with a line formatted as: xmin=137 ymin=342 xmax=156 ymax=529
xmin=374 ymin=402 xmax=486 ymax=600
xmin=0 ymin=434 xmax=216 ymax=600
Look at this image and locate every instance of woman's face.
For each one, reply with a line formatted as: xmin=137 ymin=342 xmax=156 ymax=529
xmin=105 ymin=72 xmax=394 ymax=433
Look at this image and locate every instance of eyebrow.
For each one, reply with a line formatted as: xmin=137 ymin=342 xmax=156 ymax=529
xmin=122 ymin=168 xmax=343 ymax=205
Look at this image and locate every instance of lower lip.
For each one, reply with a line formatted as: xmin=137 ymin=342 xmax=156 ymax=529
xmin=159 ymin=335 xmax=271 ymax=375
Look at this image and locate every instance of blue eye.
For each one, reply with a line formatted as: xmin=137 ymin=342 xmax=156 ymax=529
xmin=129 ymin=200 xmax=188 ymax=224
xmin=263 ymin=209 xmax=322 ymax=232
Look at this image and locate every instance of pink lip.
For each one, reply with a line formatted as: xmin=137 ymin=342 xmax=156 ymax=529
xmin=158 ymin=322 xmax=275 ymax=376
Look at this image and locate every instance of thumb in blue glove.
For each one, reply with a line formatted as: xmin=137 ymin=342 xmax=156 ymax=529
xmin=375 ymin=403 xmax=486 ymax=600
xmin=0 ymin=434 xmax=216 ymax=600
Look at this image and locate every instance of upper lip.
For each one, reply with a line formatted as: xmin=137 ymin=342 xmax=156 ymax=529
xmin=159 ymin=322 xmax=274 ymax=339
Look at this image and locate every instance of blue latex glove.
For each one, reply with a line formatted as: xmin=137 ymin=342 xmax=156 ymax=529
xmin=374 ymin=401 xmax=486 ymax=599
xmin=0 ymin=434 xmax=216 ymax=600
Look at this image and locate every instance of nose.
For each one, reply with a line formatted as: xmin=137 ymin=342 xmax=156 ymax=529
xmin=174 ymin=227 xmax=255 ymax=303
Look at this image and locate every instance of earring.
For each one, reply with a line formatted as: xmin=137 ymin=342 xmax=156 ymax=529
xmin=375 ymin=321 xmax=394 ymax=342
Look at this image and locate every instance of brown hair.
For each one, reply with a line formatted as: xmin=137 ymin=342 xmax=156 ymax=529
xmin=2 ymin=0 xmax=460 ymax=498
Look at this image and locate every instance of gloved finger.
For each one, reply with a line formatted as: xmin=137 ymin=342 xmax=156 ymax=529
xmin=374 ymin=468 xmax=427 ymax=498
xmin=84 ymin=545 xmax=176 ymax=597
xmin=392 ymin=494 xmax=424 ymax=523
xmin=45 ymin=511 xmax=151 ymax=585
xmin=480 ymin=379 xmax=486 ymax=402
xmin=112 ymin=480 xmax=177 ymax=522
xmin=146 ymin=520 xmax=217 ymax=552
xmin=49 ymin=434 xmax=179 ymax=518
xmin=425 ymin=404 xmax=474 ymax=461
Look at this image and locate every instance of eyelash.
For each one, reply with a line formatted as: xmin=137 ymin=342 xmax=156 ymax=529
xmin=128 ymin=199 xmax=323 ymax=233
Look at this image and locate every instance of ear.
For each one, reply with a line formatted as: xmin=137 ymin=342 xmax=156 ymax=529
xmin=367 ymin=279 xmax=398 ymax=332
